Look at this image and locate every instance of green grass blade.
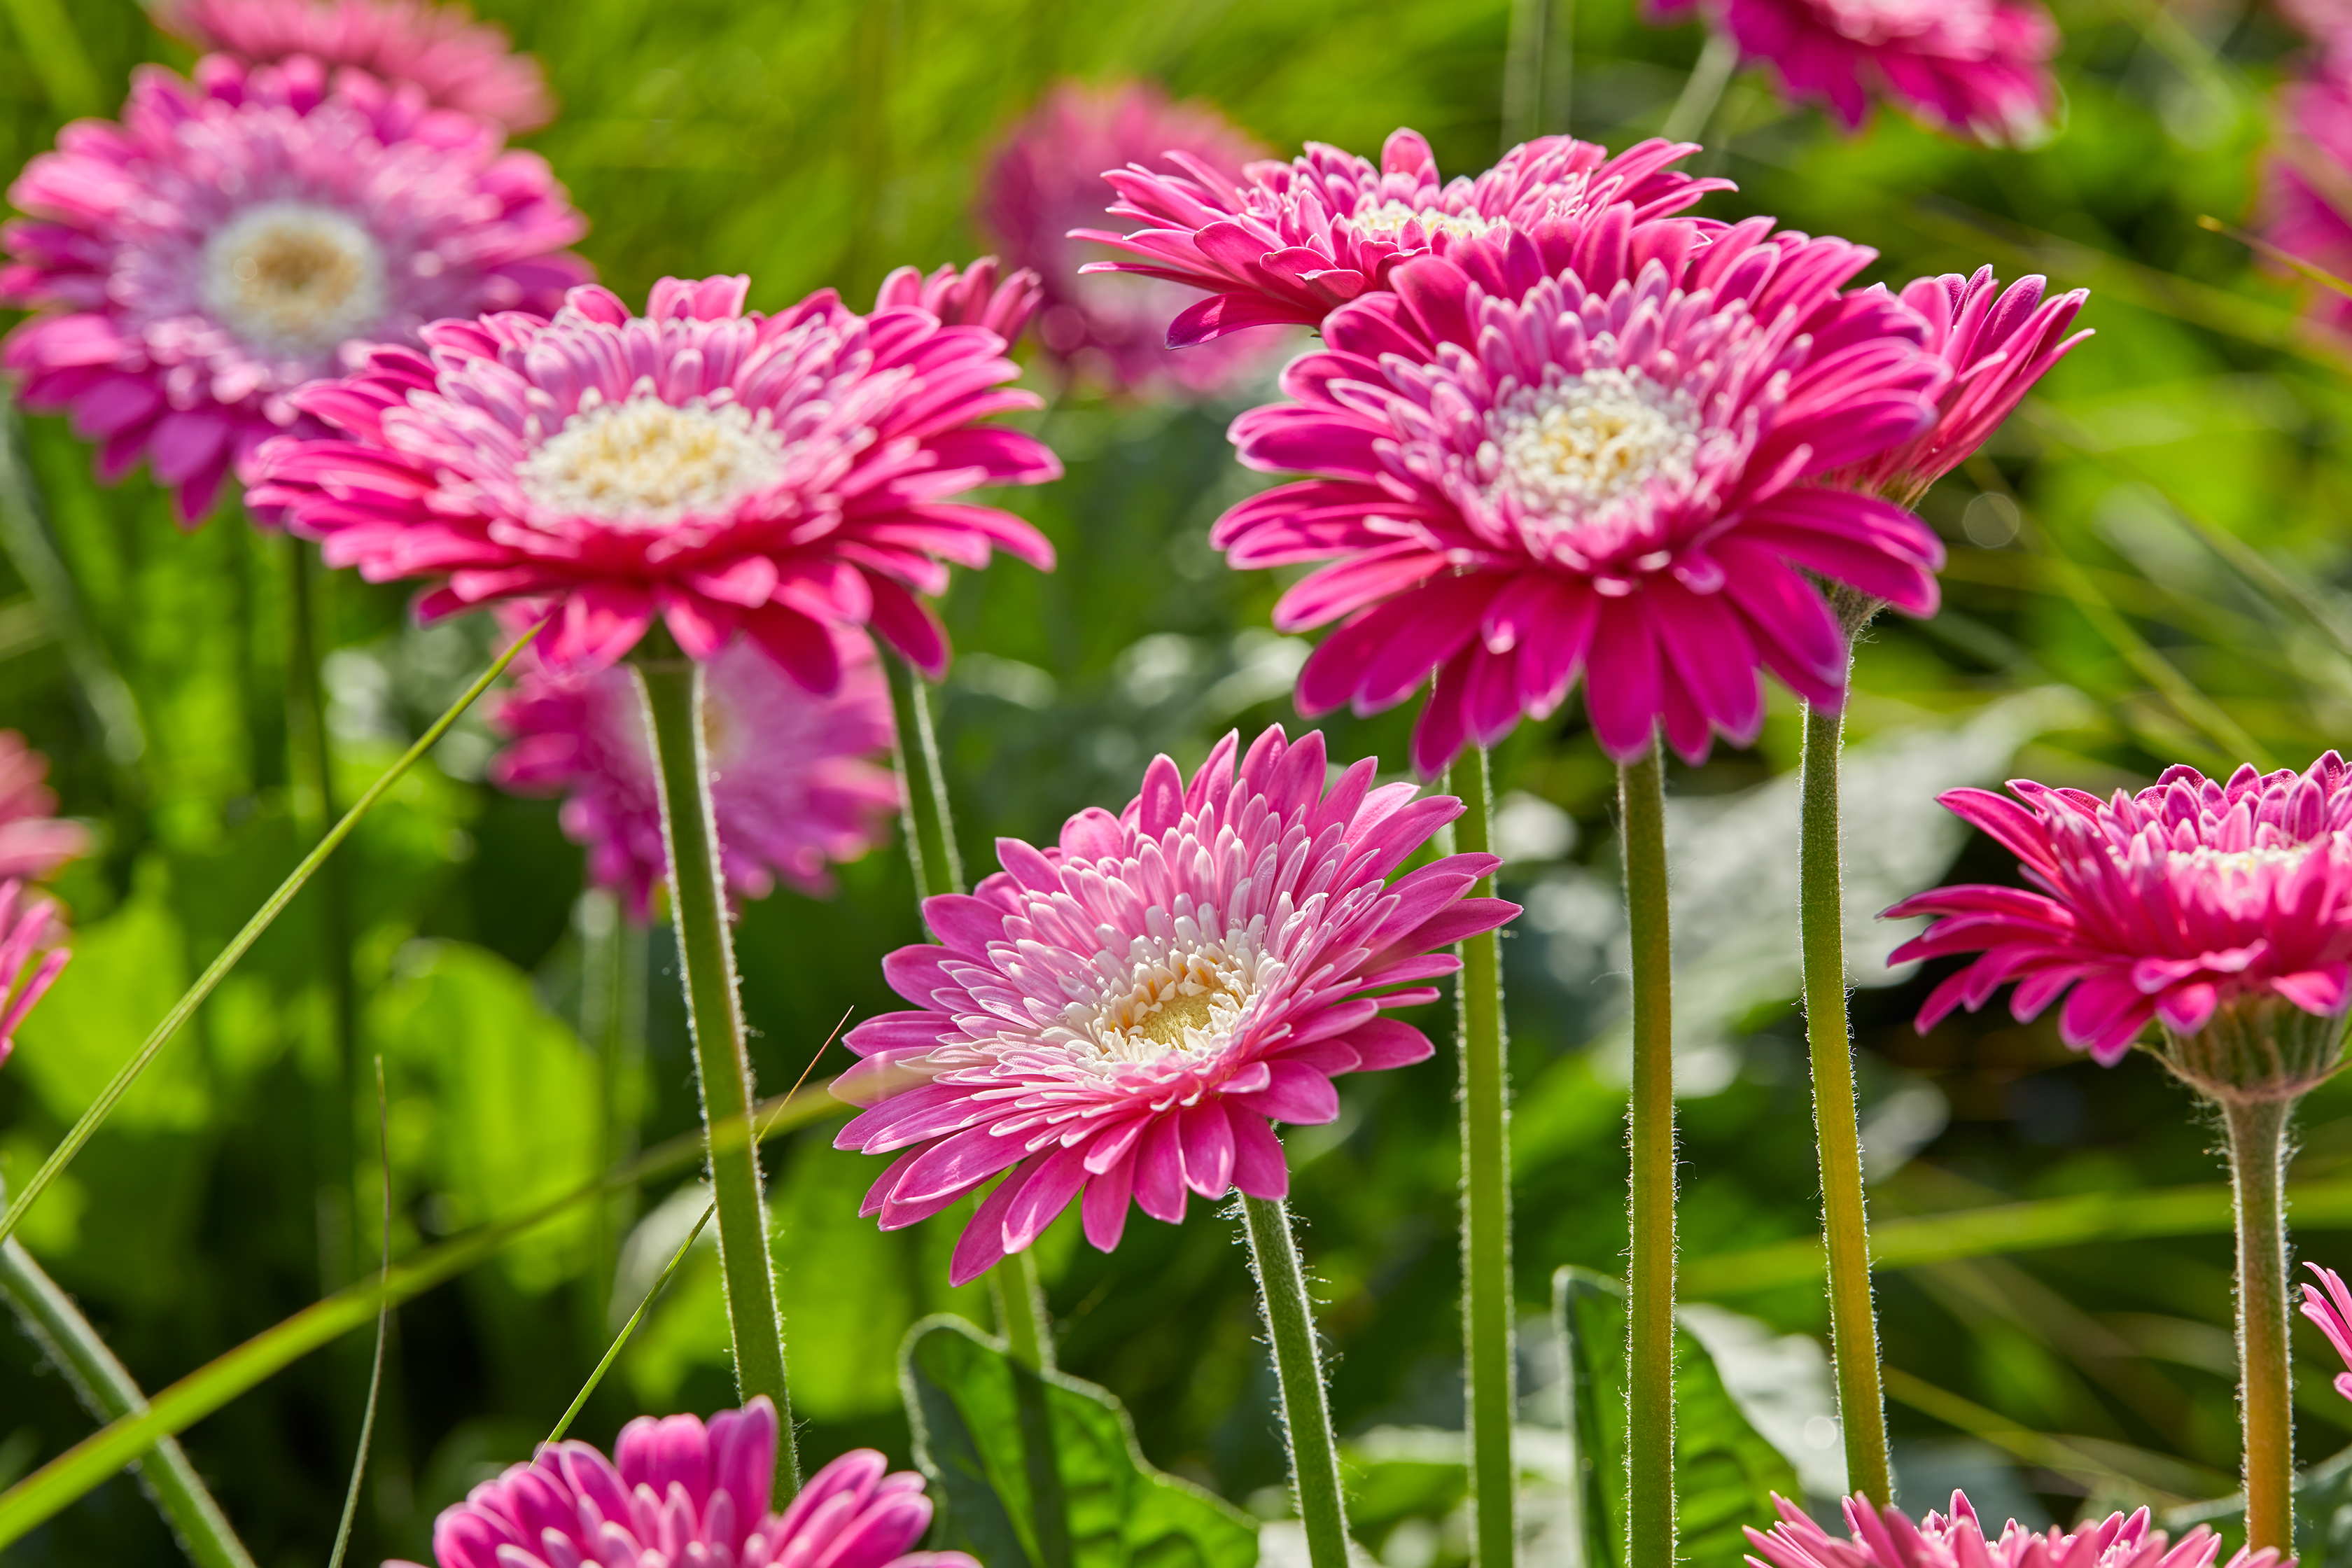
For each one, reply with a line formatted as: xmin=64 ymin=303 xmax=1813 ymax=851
xmin=326 ymin=1060 xmax=394 ymax=1568
xmin=548 ymin=1203 xmax=712 ymax=1443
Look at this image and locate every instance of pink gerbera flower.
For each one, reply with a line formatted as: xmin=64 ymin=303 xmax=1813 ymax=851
xmin=832 ymin=724 xmax=1519 ymax=1284
xmin=155 ymin=0 xmax=555 ymax=131
xmin=247 ymin=267 xmax=1060 ymax=680
xmin=1077 ymin=126 xmax=1727 ymax=346
xmin=400 ymin=1397 xmax=976 ymax=1568
xmin=1887 ymin=753 xmax=2352 ymax=1069
xmin=2263 ymin=61 xmax=2352 ymax=337
xmin=2302 ymin=1261 xmax=2352 ymax=1401
xmin=0 ymin=879 xmax=70 ymax=1074
xmin=1 ymin=55 xmax=589 ymax=524
xmin=1214 ymin=218 xmax=1951 ymax=775
xmin=1746 ymin=1490 xmax=2278 ymax=1568
xmin=981 ymin=79 xmax=1281 ymax=393
xmin=0 ymin=732 xmax=89 ymax=883
xmin=1650 ymin=0 xmax=2060 ymax=144
xmin=489 ymin=628 xmax=899 ymax=916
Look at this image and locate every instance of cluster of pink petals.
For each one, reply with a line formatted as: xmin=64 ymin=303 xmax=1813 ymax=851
xmin=872 ymin=255 xmax=1044 ymax=344
xmin=2262 ymin=57 xmax=2352 ymax=338
xmin=0 ymin=879 xmax=69 ymax=1075
xmin=490 ymin=629 xmax=899 ymax=916
xmin=833 ymin=724 xmax=1518 ymax=1284
xmin=981 ymin=79 xmax=1280 ymax=393
xmin=1 ymin=54 xmax=589 ymax=524
xmin=155 ymin=0 xmax=555 ymax=131
xmin=2304 ymin=1261 xmax=2352 ymax=1401
xmin=403 ymin=1397 xmax=976 ymax=1568
xmin=1650 ymin=0 xmax=2060 ymax=144
xmin=0 ymin=732 xmax=89 ymax=882
xmin=1889 ymin=753 xmax=2352 ymax=1064
xmin=248 ymin=268 xmax=1059 ymax=680
xmin=1217 ymin=216 xmax=1949 ymax=774
xmin=1078 ymin=126 xmax=1727 ymax=345
xmin=1746 ymin=1490 xmax=2278 ymax=1568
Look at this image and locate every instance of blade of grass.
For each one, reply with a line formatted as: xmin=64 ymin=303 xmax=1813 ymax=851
xmin=325 ymin=1062 xmax=393 ymax=1568
xmin=0 ymin=0 xmax=104 ymax=119
xmin=2197 ymin=215 xmax=2352 ymax=302
xmin=548 ymin=1204 xmax=711 ymax=1444
xmin=1881 ymin=1365 xmax=2232 ymax=1502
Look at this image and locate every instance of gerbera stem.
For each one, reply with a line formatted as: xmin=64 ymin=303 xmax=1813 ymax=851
xmin=2222 ymin=1094 xmax=2295 ymax=1554
xmin=1796 ymin=699 xmax=1895 ymax=1506
xmin=632 ymin=638 xmax=800 ymax=1494
xmin=1239 ymin=1194 xmax=1351 ymax=1568
xmin=1619 ymin=742 xmax=1676 ymax=1568
xmin=1449 ymin=747 xmax=1517 ymax=1568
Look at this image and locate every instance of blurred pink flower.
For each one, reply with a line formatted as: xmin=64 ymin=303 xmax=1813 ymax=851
xmin=2262 ymin=62 xmax=2352 ymax=337
xmin=0 ymin=732 xmax=89 ymax=882
xmin=1748 ymin=1490 xmax=2277 ymax=1568
xmin=873 ymin=255 xmax=1044 ymax=341
xmin=0 ymin=880 xmax=69 ymax=1075
xmin=248 ymin=267 xmax=1059 ymax=679
xmin=1650 ymin=0 xmax=2059 ymax=144
xmin=490 ymin=629 xmax=899 ymax=916
xmin=981 ymin=79 xmax=1281 ymax=393
xmin=1888 ymin=752 xmax=2352 ymax=1065
xmin=0 ymin=55 xmax=589 ymax=526
xmin=1214 ymin=218 xmax=1949 ymax=775
xmin=2303 ymin=1261 xmax=2352 ymax=1401
xmin=832 ymin=724 xmax=1518 ymax=1284
xmin=404 ymin=1397 xmax=976 ymax=1568
xmin=154 ymin=0 xmax=555 ymax=131
xmin=1077 ymin=126 xmax=1726 ymax=345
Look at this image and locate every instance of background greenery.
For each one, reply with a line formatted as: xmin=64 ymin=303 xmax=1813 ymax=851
xmin=4 ymin=0 xmax=2352 ymax=1561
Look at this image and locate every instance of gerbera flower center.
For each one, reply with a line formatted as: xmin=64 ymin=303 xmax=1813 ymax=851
xmin=198 ymin=201 xmax=389 ymax=357
xmin=1046 ymin=925 xmax=1274 ymax=1068
xmin=1350 ymin=200 xmax=1509 ymax=243
xmin=519 ymin=392 xmax=788 ymax=527
xmin=1489 ymin=368 xmax=1701 ymax=523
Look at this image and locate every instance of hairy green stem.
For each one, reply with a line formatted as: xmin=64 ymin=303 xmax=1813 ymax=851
xmin=990 ymin=1247 xmax=1052 ymax=1371
xmin=1619 ymin=744 xmax=1676 ymax=1568
xmin=1240 ymin=1196 xmax=1351 ymax=1568
xmin=2222 ymin=1096 xmax=2295 ymax=1554
xmin=1797 ymin=700 xmax=1894 ymax=1506
xmin=633 ymin=643 xmax=798 ymax=1492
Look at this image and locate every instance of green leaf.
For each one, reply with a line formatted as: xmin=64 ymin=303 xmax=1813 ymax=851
xmin=899 ymin=1313 xmax=1259 ymax=1568
xmin=1554 ymin=1266 xmax=1801 ymax=1568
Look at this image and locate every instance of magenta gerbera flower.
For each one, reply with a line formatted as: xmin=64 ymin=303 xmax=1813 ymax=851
xmin=247 ymin=267 xmax=1060 ymax=679
xmin=489 ymin=628 xmax=899 ymax=916
xmin=1214 ymin=219 xmax=1951 ymax=775
xmin=400 ymin=1397 xmax=976 ymax=1568
xmin=2303 ymin=1261 xmax=2352 ymax=1401
xmin=0 ymin=879 xmax=69 ymax=1075
xmin=0 ymin=733 xmax=88 ymax=883
xmin=0 ymin=55 xmax=589 ymax=525
xmin=832 ymin=723 xmax=1519 ymax=1284
xmin=981 ymin=79 xmax=1282 ymax=393
xmin=155 ymin=0 xmax=555 ymax=131
xmin=872 ymin=255 xmax=1044 ymax=342
xmin=1888 ymin=753 xmax=2352 ymax=1071
xmin=2264 ymin=62 xmax=2352 ymax=337
xmin=1077 ymin=126 xmax=1727 ymax=346
xmin=1746 ymin=1490 xmax=2276 ymax=1568
xmin=1650 ymin=0 xmax=2060 ymax=144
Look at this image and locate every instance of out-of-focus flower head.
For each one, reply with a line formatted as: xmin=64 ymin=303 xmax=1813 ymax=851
xmin=248 ymin=267 xmax=1060 ymax=680
xmin=154 ymin=0 xmax=555 ymax=131
xmin=1 ymin=55 xmax=590 ymax=526
xmin=489 ymin=628 xmax=899 ymax=916
xmin=1077 ymin=125 xmax=1727 ymax=345
xmin=832 ymin=724 xmax=1519 ymax=1284
xmin=1648 ymin=0 xmax=2060 ymax=144
xmin=0 ymin=732 xmax=89 ymax=883
xmin=981 ymin=79 xmax=1282 ymax=393
xmin=872 ymin=255 xmax=1044 ymax=343
xmin=2303 ymin=1261 xmax=2352 ymax=1401
xmin=2262 ymin=56 xmax=2352 ymax=338
xmin=0 ymin=879 xmax=69 ymax=1074
xmin=398 ymin=1397 xmax=979 ymax=1568
xmin=1214 ymin=216 xmax=1950 ymax=776
xmin=1746 ymin=1490 xmax=2281 ymax=1568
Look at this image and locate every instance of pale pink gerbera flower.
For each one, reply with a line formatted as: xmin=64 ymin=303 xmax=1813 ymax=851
xmin=1649 ymin=0 xmax=2060 ymax=144
xmin=832 ymin=724 xmax=1519 ymax=1284
xmin=2303 ymin=1261 xmax=2352 ymax=1401
xmin=155 ymin=0 xmax=555 ymax=131
xmin=1215 ymin=218 xmax=1950 ymax=776
xmin=400 ymin=1397 xmax=977 ymax=1568
xmin=1 ymin=55 xmax=589 ymax=525
xmin=0 ymin=880 xmax=70 ymax=1074
xmin=489 ymin=628 xmax=899 ymax=916
xmin=1077 ymin=126 xmax=1726 ymax=346
xmin=981 ymin=79 xmax=1280 ymax=393
xmin=248 ymin=267 xmax=1059 ymax=680
xmin=0 ymin=732 xmax=90 ymax=882
xmin=1747 ymin=1490 xmax=2279 ymax=1568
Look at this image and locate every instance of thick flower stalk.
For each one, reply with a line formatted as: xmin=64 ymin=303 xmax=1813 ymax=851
xmin=1078 ymin=126 xmax=1726 ymax=344
xmin=1747 ymin=1491 xmax=2285 ymax=1568
xmin=401 ymin=1398 xmax=976 ymax=1568
xmin=0 ymin=732 xmax=89 ymax=883
xmin=1 ymin=54 xmax=588 ymax=524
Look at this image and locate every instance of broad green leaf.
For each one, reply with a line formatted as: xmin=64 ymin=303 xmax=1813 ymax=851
xmin=900 ymin=1313 xmax=1259 ymax=1568
xmin=12 ymin=885 xmax=209 ymax=1134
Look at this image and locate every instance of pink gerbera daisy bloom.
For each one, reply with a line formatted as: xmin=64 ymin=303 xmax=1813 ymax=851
xmin=0 ymin=879 xmax=70 ymax=1074
xmin=155 ymin=0 xmax=555 ymax=131
xmin=398 ymin=1396 xmax=977 ymax=1568
xmin=1 ymin=54 xmax=589 ymax=524
xmin=1746 ymin=1490 xmax=2278 ymax=1568
xmin=2263 ymin=61 xmax=2352 ymax=337
xmin=1214 ymin=217 xmax=1951 ymax=775
xmin=247 ymin=266 xmax=1060 ymax=680
xmin=489 ymin=628 xmax=899 ymax=916
xmin=1887 ymin=752 xmax=2352 ymax=1072
xmin=1650 ymin=0 xmax=2060 ymax=144
xmin=1077 ymin=126 xmax=1727 ymax=346
xmin=981 ymin=79 xmax=1281 ymax=393
xmin=832 ymin=724 xmax=1519 ymax=1284
xmin=0 ymin=732 xmax=90 ymax=883
xmin=2302 ymin=1261 xmax=2352 ymax=1401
